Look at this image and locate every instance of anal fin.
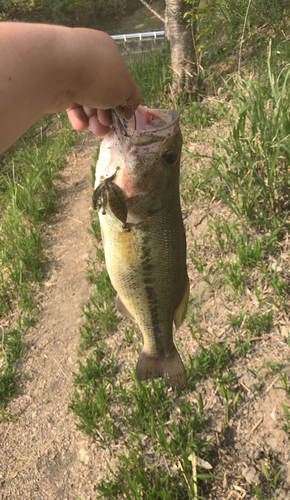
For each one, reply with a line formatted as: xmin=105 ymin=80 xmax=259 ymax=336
xmin=174 ymin=275 xmax=190 ymax=330
xmin=115 ymin=294 xmax=136 ymax=322
xmin=135 ymin=345 xmax=187 ymax=390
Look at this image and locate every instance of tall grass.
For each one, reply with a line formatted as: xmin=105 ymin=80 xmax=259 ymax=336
xmin=126 ymin=45 xmax=171 ymax=108
xmin=211 ymin=47 xmax=290 ymax=236
xmin=0 ymin=113 xmax=77 ymax=411
xmin=0 ymin=114 xmax=76 ymax=315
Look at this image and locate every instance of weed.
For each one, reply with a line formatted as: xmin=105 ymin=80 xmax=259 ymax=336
xmin=96 ymin=450 xmax=193 ymax=499
xmin=190 ymin=251 xmax=212 ymax=287
xmin=258 ymin=361 xmax=282 ymax=374
xmin=186 ymin=290 xmax=204 ymax=328
xmin=72 ymin=348 xmax=115 ymax=388
xmin=216 ymin=382 xmax=230 ymax=424
xmin=180 ymin=167 xmax=210 ymax=205
xmin=211 ymin=51 xmax=290 ymax=235
xmin=187 ymin=330 xmax=232 ymax=388
xmin=0 ymin=318 xmax=26 ymax=405
xmin=71 ymin=331 xmax=216 ymax=495
xmin=88 ymin=218 xmax=102 ymax=243
xmin=228 ymin=309 xmax=274 ymax=337
xmin=236 ymin=235 xmax=264 ymax=268
xmin=275 ymin=370 xmax=290 ymax=395
xmin=79 ymin=269 xmax=118 ymax=350
xmin=93 ymin=375 xmax=214 ymax=498
xmin=227 ymin=311 xmax=246 ymax=329
xmin=224 ymin=258 xmax=247 ymax=295
xmin=123 ymin=323 xmax=136 ymax=346
xmin=69 ymin=349 xmax=117 ymax=441
xmin=281 ymin=402 xmax=290 ymax=434
xmin=262 ymin=455 xmax=282 ymax=491
xmin=0 ymin=366 xmax=17 ymax=404
xmin=245 ymin=310 xmax=274 ymax=335
xmin=232 ymin=332 xmax=252 ymax=357
xmin=69 ymin=380 xmax=116 ymax=440
xmin=126 ymin=45 xmax=171 ymax=108
xmin=0 ymin=113 xmax=77 ymax=316
xmin=251 ymin=452 xmax=282 ymax=499
xmin=0 ymin=113 xmax=77 ymax=408
xmin=89 ymin=145 xmax=100 ymax=186
xmin=267 ymin=258 xmax=289 ymax=307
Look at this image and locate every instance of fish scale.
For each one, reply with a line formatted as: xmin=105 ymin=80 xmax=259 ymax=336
xmin=94 ymin=105 xmax=189 ymax=390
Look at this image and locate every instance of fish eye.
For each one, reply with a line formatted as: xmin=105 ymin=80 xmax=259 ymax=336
xmin=162 ymin=150 xmax=177 ymax=165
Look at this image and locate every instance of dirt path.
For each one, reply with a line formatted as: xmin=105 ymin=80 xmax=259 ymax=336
xmin=0 ymin=134 xmax=114 ymax=500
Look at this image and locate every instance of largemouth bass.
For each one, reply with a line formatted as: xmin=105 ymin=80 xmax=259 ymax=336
xmin=93 ymin=105 xmax=189 ymax=390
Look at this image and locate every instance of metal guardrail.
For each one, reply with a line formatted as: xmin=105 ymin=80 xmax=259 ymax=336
xmin=111 ymin=31 xmax=165 ymax=42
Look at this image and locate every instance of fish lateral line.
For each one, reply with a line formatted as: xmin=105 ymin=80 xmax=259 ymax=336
xmin=95 ymin=105 xmax=189 ymax=391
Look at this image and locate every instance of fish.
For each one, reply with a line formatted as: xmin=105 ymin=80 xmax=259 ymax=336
xmin=93 ymin=105 xmax=189 ymax=390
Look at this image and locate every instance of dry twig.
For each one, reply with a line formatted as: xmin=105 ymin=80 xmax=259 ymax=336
xmin=250 ymin=417 xmax=263 ymax=434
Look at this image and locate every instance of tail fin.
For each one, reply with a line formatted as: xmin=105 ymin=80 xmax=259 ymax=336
xmin=135 ymin=346 xmax=187 ymax=390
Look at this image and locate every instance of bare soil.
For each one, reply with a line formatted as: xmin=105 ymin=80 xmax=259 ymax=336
xmin=1 ymin=126 xmax=290 ymax=500
xmin=0 ymin=133 xmax=115 ymax=500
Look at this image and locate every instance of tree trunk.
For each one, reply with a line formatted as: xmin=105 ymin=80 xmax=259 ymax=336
xmin=165 ymin=0 xmax=199 ymax=96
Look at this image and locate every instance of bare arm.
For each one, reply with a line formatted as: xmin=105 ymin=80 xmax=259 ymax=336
xmin=0 ymin=23 xmax=141 ymax=154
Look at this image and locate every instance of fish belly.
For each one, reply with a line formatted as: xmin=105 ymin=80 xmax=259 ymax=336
xmin=101 ymin=204 xmax=188 ymax=390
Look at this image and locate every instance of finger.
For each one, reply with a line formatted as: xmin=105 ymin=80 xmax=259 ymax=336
xmin=97 ymin=109 xmax=112 ymax=127
xmin=67 ymin=105 xmax=89 ymax=131
xmin=125 ymin=82 xmax=142 ymax=112
xmin=123 ymin=106 xmax=134 ymax=120
xmin=88 ymin=114 xmax=111 ymax=136
xmin=121 ymin=84 xmax=142 ymax=120
xmin=67 ymin=106 xmax=111 ymax=136
xmin=83 ymin=107 xmax=112 ymax=131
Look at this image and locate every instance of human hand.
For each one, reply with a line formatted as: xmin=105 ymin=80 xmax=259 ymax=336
xmin=0 ymin=24 xmax=141 ymax=154
xmin=65 ymin=30 xmax=141 ymax=136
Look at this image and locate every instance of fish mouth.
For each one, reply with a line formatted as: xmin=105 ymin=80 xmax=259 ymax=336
xmin=112 ymin=106 xmax=180 ymax=146
xmin=110 ymin=105 xmax=182 ymax=200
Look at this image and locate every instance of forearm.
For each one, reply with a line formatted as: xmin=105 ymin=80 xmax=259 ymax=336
xmin=0 ymin=23 xmax=140 ymax=154
xmin=0 ymin=23 xmax=80 ymax=152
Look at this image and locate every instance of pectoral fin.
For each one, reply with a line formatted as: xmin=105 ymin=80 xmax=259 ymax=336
xmin=115 ymin=294 xmax=136 ymax=322
xmin=135 ymin=346 xmax=187 ymax=390
xmin=174 ymin=275 xmax=190 ymax=330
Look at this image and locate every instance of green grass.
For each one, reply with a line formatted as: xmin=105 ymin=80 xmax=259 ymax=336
xmin=0 ymin=5 xmax=288 ymax=495
xmin=70 ymin=210 xmax=222 ymax=496
xmin=0 ymin=112 xmax=78 ymax=411
xmin=67 ymin=35 xmax=290 ymax=497
xmin=67 ymin=34 xmax=290 ymax=497
xmin=70 ymin=223 xmax=244 ymax=496
xmin=0 ymin=113 xmax=77 ymax=315
xmin=187 ymin=331 xmax=233 ymax=386
xmin=70 ymin=362 xmax=216 ymax=498
xmin=252 ymin=454 xmax=282 ymax=500
xmin=79 ymin=266 xmax=118 ymax=350
xmin=210 ymin=51 xmax=290 ymax=235
xmin=125 ymin=45 xmax=172 ymax=108
xmin=78 ymin=217 xmax=118 ymax=351
xmin=0 ymin=318 xmax=25 ymax=418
